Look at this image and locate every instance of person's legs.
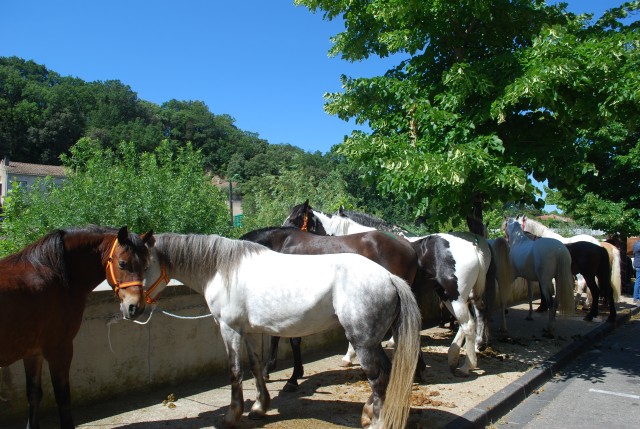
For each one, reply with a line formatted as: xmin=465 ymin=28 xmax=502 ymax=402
xmin=633 ymin=267 xmax=640 ymax=304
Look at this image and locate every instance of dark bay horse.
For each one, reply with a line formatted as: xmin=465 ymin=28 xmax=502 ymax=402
xmin=0 ymin=226 xmax=154 ymax=429
xmin=565 ymin=241 xmax=615 ymax=322
xmin=283 ymin=201 xmax=493 ymax=376
xmin=240 ymin=226 xmax=419 ymax=391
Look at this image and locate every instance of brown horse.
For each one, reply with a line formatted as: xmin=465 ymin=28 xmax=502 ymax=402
xmin=240 ymin=226 xmax=419 ymax=390
xmin=0 ymin=225 xmax=154 ymax=429
xmin=627 ymin=236 xmax=640 ymax=256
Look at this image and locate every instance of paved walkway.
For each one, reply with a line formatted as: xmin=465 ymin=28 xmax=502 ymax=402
xmin=4 ymin=296 xmax=639 ymax=429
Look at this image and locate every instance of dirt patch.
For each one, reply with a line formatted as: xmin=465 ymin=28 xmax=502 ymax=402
xmin=18 ymin=298 xmax=635 ymax=429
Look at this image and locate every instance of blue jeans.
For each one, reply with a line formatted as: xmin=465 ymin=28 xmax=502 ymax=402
xmin=634 ymin=267 xmax=640 ymax=302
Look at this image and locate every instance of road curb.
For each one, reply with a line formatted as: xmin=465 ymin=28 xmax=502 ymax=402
xmin=444 ymin=305 xmax=640 ymax=429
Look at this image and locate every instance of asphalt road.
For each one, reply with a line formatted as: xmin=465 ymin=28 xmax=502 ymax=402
xmin=496 ymin=314 xmax=640 ymax=429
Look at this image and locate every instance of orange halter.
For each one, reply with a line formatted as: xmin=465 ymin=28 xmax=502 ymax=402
xmin=144 ymin=264 xmax=169 ymax=304
xmin=301 ymin=210 xmax=308 ymax=232
xmin=105 ymin=239 xmax=144 ymax=296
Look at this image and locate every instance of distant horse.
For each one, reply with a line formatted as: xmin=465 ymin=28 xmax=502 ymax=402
xmin=466 ymin=216 xmax=514 ymax=335
xmin=239 ymin=226 xmax=420 ymax=390
xmin=565 ymin=241 xmax=615 ymax=322
xmin=516 ymin=215 xmax=621 ymax=301
xmin=626 ymin=236 xmax=639 ymax=256
xmin=284 ymin=201 xmax=491 ymax=377
xmin=502 ymin=218 xmax=575 ymax=336
xmin=143 ymin=233 xmax=420 ymax=429
xmin=0 ymin=226 xmax=153 ymax=429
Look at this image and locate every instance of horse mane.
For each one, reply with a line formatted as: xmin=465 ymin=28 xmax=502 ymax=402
xmin=239 ymin=226 xmax=298 ymax=242
xmin=2 ymin=230 xmax=68 ymax=285
xmin=0 ymin=225 xmax=138 ymax=288
xmin=342 ymin=211 xmax=414 ymax=236
xmin=517 ymin=216 xmax=551 ymax=237
xmin=155 ymin=233 xmax=267 ymax=289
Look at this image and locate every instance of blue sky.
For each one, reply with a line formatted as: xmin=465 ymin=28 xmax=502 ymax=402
xmin=0 ymin=1 xmax=632 ymax=155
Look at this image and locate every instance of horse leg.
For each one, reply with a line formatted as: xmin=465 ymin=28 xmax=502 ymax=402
xmin=354 ymin=344 xmax=390 ymax=429
xmin=219 ymin=323 xmax=244 ymax=427
xmin=526 ymin=279 xmax=534 ymax=320
xmin=540 ymin=281 xmax=556 ymax=338
xmin=243 ymin=333 xmax=271 ymax=419
xmin=23 ymin=355 xmax=44 ymax=429
xmin=340 ymin=342 xmax=357 ymax=367
xmin=282 ymin=337 xmax=304 ymax=392
xmin=605 ymin=285 xmax=617 ymax=323
xmin=473 ymin=298 xmax=487 ymax=351
xmin=262 ymin=336 xmax=280 ymax=380
xmin=455 ymin=307 xmax=478 ymax=377
xmin=583 ymin=275 xmax=599 ymax=322
xmin=446 ymin=301 xmax=477 ymax=377
xmin=47 ymin=344 xmax=75 ymax=429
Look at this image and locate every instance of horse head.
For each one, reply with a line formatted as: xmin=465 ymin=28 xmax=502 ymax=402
xmin=107 ymin=226 xmax=155 ymax=319
xmin=466 ymin=215 xmax=488 ymax=238
xmin=283 ymin=200 xmax=328 ymax=235
xmin=142 ymin=241 xmax=171 ymax=306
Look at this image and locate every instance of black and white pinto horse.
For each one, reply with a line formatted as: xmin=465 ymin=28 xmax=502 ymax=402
xmin=143 ymin=233 xmax=421 ymax=429
xmin=284 ymin=201 xmax=491 ymax=377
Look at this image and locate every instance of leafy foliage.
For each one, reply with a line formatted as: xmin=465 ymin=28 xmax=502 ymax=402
xmin=296 ymin=0 xmax=640 ymax=234
xmin=0 ymin=139 xmax=230 ymax=255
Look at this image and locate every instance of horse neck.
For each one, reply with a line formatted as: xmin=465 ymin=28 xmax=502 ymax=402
xmin=63 ymin=231 xmax=116 ymax=293
xmin=506 ymin=224 xmax=530 ymax=247
xmin=524 ymin=220 xmax=564 ymax=241
xmin=313 ymin=211 xmax=338 ymax=235
xmin=154 ymin=235 xmax=208 ymax=293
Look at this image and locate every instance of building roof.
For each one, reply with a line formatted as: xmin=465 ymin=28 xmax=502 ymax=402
xmin=1 ymin=160 xmax=66 ymax=177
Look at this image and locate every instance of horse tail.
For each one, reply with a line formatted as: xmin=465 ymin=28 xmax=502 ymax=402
xmin=555 ymin=247 xmax=575 ymax=315
xmin=609 ymin=246 xmax=621 ymax=302
xmin=491 ymin=237 xmax=514 ymax=308
xmin=382 ymin=274 xmax=421 ymax=429
xmin=473 ymin=239 xmax=490 ymax=300
xmin=596 ymin=246 xmax=614 ymax=300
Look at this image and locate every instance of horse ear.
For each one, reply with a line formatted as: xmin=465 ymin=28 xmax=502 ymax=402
xmin=303 ymin=199 xmax=309 ymax=208
xmin=339 ymin=205 xmax=345 ymax=216
xmin=141 ymin=230 xmax=155 ymax=247
xmin=117 ymin=226 xmax=129 ymax=245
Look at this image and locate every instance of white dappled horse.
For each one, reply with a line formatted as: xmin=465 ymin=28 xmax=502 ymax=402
xmin=515 ymin=215 xmax=621 ymax=301
xmin=143 ymin=233 xmax=420 ymax=429
xmin=502 ymin=218 xmax=575 ymax=336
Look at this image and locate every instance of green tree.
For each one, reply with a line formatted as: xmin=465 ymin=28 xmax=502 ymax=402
xmin=237 ymin=167 xmax=357 ymax=235
xmin=296 ymin=0 xmax=639 ymax=233
xmin=0 ymin=138 xmax=230 ymax=255
xmin=495 ymin=5 xmax=640 ymax=236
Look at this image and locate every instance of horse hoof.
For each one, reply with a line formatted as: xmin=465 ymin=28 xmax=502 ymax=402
xmin=453 ymin=368 xmax=470 ymax=378
xmin=607 ymin=315 xmax=616 ymax=323
xmin=339 ymin=359 xmax=352 ymax=367
xmin=282 ymin=382 xmax=299 ymax=392
xmin=248 ymin=409 xmax=267 ymax=420
xmin=583 ymin=315 xmax=594 ymax=322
